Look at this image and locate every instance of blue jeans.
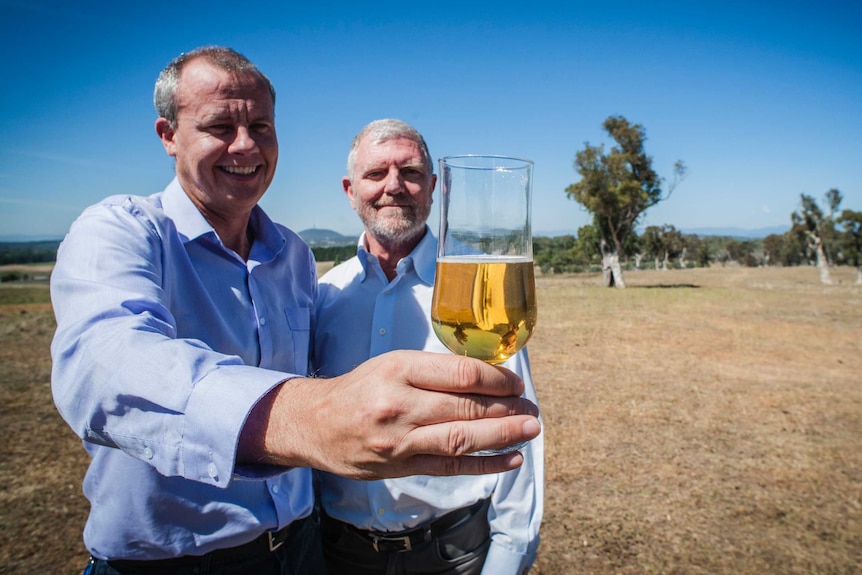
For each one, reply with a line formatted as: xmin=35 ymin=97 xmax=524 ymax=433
xmin=83 ymin=516 xmax=324 ymax=575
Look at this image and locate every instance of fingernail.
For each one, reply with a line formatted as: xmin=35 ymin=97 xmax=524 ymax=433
xmin=523 ymin=418 xmax=541 ymax=437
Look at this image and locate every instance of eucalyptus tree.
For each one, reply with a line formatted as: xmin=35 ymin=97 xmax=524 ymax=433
xmin=662 ymin=225 xmax=685 ymax=269
xmin=791 ymin=189 xmax=842 ymax=284
xmin=565 ymin=116 xmax=686 ymax=287
xmin=639 ymin=224 xmax=685 ymax=270
xmin=762 ymin=234 xmax=784 ymax=266
xmin=838 ymin=209 xmax=862 ymax=284
xmin=641 ymin=226 xmax=664 ymax=270
xmin=683 ymin=233 xmax=710 ymax=268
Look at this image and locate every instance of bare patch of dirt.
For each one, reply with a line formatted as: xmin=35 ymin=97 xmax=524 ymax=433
xmin=2 ymin=266 xmax=861 ymax=574
xmin=0 ymin=297 xmax=90 ymax=575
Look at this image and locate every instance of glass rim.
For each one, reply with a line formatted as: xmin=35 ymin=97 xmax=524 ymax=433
xmin=438 ymin=154 xmax=533 ymax=169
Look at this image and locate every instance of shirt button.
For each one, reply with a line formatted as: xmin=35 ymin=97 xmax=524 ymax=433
xmin=259 ymin=317 xmax=267 ymax=326
xmin=207 ymin=463 xmax=218 ymax=479
xmin=379 ymin=328 xmax=386 ymax=335
xmin=272 ymin=484 xmax=280 ymax=494
xmin=143 ymin=447 xmax=154 ymax=460
xmin=377 ymin=508 xmax=385 ymax=516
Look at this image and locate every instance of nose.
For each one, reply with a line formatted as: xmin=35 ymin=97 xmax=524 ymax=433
xmin=383 ymin=166 xmax=404 ymax=194
xmin=229 ymin=126 xmax=258 ymax=154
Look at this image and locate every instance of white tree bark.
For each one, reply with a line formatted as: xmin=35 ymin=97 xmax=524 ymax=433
xmin=809 ymin=233 xmax=833 ymax=285
xmin=600 ymin=239 xmax=626 ymax=288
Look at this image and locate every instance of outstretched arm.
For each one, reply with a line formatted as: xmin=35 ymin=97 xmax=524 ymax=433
xmin=238 ymin=350 xmax=541 ymax=478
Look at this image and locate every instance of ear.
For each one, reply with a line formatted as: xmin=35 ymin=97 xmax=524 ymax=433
xmin=155 ymin=118 xmax=178 ymax=157
xmin=342 ymin=176 xmax=357 ymax=210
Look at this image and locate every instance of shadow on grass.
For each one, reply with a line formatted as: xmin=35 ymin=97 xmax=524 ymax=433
xmin=632 ymin=283 xmax=701 ymax=289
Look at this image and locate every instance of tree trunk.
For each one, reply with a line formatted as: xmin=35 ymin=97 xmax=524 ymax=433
xmin=814 ymin=237 xmax=833 ymax=285
xmin=678 ymin=246 xmax=687 ymax=269
xmin=856 ymin=266 xmax=861 ymax=285
xmin=600 ymin=239 xmax=626 ymax=288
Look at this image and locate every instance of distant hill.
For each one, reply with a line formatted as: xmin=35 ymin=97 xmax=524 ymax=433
xmin=297 ymin=228 xmax=358 ymax=247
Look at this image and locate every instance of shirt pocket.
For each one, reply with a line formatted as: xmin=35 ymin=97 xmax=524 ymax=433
xmin=284 ymin=307 xmax=312 ymax=375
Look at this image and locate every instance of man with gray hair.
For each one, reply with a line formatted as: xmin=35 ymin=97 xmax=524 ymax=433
xmin=313 ymin=118 xmax=543 ymax=574
xmin=51 ymin=49 xmax=540 ymax=575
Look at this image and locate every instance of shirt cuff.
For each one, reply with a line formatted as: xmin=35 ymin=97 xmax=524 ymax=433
xmin=481 ymin=540 xmax=536 ymax=575
xmin=181 ymin=365 xmax=293 ymax=487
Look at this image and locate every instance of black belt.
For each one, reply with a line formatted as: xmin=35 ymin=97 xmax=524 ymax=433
xmin=107 ymin=516 xmax=306 ymax=569
xmin=328 ymin=498 xmax=489 ymax=553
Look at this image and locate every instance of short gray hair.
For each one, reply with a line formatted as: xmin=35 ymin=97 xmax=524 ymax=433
xmin=154 ymin=46 xmax=276 ymax=127
xmin=346 ymin=119 xmax=432 ymax=181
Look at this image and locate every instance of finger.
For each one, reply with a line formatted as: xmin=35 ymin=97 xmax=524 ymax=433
xmin=401 ymin=451 xmax=527 ymax=477
xmin=403 ymin=414 xmax=542 ymax=457
xmin=376 ymin=350 xmax=526 ymax=397
xmin=447 ymin=394 xmax=540 ymax=423
xmin=396 ymin=390 xmax=540 ymax=430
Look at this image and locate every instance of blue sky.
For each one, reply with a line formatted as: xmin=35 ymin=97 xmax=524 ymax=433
xmin=1 ymin=0 xmax=860 ymax=240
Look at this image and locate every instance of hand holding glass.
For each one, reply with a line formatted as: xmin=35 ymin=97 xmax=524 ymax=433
xmin=431 ymin=155 xmax=537 ymax=455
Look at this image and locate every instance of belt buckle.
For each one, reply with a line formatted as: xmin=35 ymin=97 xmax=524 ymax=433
xmin=268 ymin=531 xmax=284 ymax=552
xmin=370 ymin=534 xmax=411 ymax=553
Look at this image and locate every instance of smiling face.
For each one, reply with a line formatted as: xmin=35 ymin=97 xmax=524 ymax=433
xmin=155 ymin=57 xmax=277 ymax=228
xmin=344 ymin=135 xmax=436 ymax=250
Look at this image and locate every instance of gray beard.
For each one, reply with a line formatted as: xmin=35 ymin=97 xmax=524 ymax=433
xmin=361 ymin=203 xmax=430 ymax=245
xmin=365 ymin=216 xmax=425 ymax=244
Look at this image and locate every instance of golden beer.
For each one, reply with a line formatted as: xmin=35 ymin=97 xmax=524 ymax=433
xmin=431 ymin=256 xmax=537 ymax=364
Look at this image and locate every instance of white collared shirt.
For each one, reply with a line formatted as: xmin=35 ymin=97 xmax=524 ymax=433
xmin=312 ymin=227 xmax=543 ymax=574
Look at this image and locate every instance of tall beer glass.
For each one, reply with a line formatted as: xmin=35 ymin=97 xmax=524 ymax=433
xmin=432 ymin=155 xmax=536 ymax=454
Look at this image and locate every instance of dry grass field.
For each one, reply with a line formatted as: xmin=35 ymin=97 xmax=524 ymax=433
xmin=1 ymin=265 xmax=860 ymax=574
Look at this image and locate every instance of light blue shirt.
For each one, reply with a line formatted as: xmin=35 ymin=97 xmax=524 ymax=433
xmin=50 ymin=178 xmax=316 ymax=560
xmin=313 ymin=227 xmax=543 ymax=575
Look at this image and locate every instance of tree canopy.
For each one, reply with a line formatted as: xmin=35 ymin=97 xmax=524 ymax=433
xmin=565 ymin=115 xmax=686 ymax=287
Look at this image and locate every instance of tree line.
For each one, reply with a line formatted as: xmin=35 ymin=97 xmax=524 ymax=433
xmin=0 ymin=241 xmax=62 ymax=266
xmin=0 ymin=240 xmax=358 ymax=280
xmin=558 ymin=115 xmax=861 ymax=286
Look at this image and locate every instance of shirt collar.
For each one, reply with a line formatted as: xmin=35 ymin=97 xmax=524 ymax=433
xmin=356 ymin=225 xmax=437 ymax=286
xmin=160 ymin=177 xmax=285 ymax=259
xmin=161 ymin=178 xmax=212 ymax=243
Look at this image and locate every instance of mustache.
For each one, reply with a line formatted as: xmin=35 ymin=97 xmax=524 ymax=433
xmin=373 ymin=199 xmax=418 ymax=210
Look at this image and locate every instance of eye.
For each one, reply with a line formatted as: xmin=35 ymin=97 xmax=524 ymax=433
xmin=207 ymin=124 xmax=233 ymax=136
xmin=401 ymin=168 xmax=425 ymax=180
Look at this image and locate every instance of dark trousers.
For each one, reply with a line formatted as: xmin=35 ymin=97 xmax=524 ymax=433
xmin=83 ymin=515 xmax=324 ymax=575
xmin=320 ymin=499 xmax=491 ymax=575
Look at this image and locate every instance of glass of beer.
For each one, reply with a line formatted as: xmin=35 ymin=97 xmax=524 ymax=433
xmin=432 ymin=155 xmax=536 ymax=455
